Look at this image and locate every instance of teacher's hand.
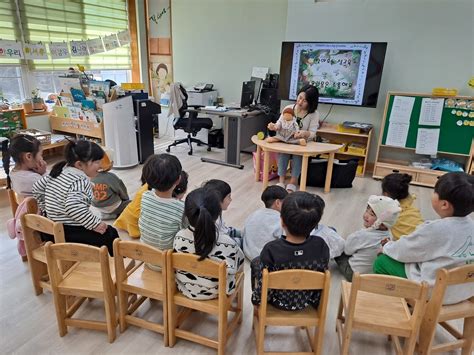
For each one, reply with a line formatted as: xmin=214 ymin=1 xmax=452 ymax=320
xmin=267 ymin=122 xmax=277 ymax=131
xmin=293 ymin=130 xmax=309 ymax=139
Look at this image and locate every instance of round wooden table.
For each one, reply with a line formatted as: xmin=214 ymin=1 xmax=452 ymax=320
xmin=251 ymin=135 xmax=343 ymax=193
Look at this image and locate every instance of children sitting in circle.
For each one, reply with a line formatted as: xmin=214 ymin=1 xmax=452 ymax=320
xmin=375 ymin=172 xmax=474 ymax=304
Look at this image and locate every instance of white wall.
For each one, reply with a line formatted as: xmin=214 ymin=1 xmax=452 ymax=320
xmin=286 ymin=0 xmax=474 ymax=161
xmin=172 ymin=0 xmax=288 ymax=103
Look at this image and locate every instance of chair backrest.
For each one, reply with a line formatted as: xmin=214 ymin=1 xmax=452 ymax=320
xmin=167 ymin=252 xmax=227 ymax=299
xmin=418 ymin=265 xmax=474 ymax=353
xmin=113 ymin=239 xmax=166 ymax=283
xmin=8 ymin=189 xmax=19 ymax=217
xmin=21 ymin=212 xmax=65 ymax=245
xmin=261 ymin=269 xmax=331 ymax=319
xmin=45 ymin=242 xmax=113 ymax=294
xmin=348 ymin=273 xmax=429 ymax=330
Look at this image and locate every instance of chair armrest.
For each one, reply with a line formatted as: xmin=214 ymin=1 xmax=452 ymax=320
xmin=187 ymin=104 xmax=205 ymax=109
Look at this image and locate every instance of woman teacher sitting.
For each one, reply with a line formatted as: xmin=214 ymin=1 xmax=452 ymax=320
xmin=267 ymin=84 xmax=320 ymax=192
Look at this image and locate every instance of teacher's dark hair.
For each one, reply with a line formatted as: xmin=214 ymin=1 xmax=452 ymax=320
xmin=298 ymin=84 xmax=319 ymax=113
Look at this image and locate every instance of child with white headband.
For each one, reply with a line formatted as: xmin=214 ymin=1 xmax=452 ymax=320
xmin=335 ymin=195 xmax=401 ymax=281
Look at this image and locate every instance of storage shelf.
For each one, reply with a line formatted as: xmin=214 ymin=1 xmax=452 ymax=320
xmin=316 ymin=125 xmax=373 ymax=176
xmin=318 ymin=127 xmax=370 ymax=138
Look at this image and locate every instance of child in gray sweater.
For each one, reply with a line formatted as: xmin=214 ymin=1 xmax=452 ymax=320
xmin=375 ymin=172 xmax=474 ymax=305
xmin=243 ymin=185 xmax=288 ymax=261
xmin=91 ymin=153 xmax=130 ymax=220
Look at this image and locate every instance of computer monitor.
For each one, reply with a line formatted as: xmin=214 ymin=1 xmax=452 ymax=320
xmin=240 ymin=80 xmax=256 ymax=108
xmin=250 ymin=76 xmax=263 ymax=104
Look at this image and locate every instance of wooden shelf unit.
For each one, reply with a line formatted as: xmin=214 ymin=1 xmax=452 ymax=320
xmin=373 ymin=92 xmax=474 ymax=187
xmin=49 ymin=115 xmax=105 ymax=142
xmin=316 ymin=125 xmax=373 ymax=176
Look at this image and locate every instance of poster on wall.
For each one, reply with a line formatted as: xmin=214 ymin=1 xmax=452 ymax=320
xmin=289 ymin=42 xmax=371 ymax=105
xmin=150 ymin=55 xmax=172 ymax=105
xmin=147 ymin=0 xmax=171 ymax=55
xmin=23 ymin=42 xmax=48 ymax=59
xmin=49 ymin=42 xmax=70 ymax=58
xmin=0 ymin=39 xmax=24 ymax=59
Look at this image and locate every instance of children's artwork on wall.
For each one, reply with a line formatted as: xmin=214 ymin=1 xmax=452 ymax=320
xmin=103 ymin=34 xmax=120 ymax=51
xmin=86 ymin=38 xmax=105 ymax=55
xmin=117 ymin=30 xmax=131 ymax=46
xmin=70 ymin=40 xmax=89 ymax=57
xmin=0 ymin=39 xmax=24 ymax=59
xmin=147 ymin=0 xmax=171 ymax=55
xmin=150 ymin=55 xmax=173 ymax=105
xmin=49 ymin=42 xmax=70 ymax=58
xmin=23 ymin=42 xmax=48 ymax=60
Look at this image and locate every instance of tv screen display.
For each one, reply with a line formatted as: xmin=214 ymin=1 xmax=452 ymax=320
xmin=279 ymin=42 xmax=387 ymax=107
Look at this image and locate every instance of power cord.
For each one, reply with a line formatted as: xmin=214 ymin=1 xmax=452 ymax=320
xmin=320 ymin=104 xmax=334 ymax=124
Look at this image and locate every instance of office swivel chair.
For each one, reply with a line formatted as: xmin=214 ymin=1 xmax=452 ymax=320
xmin=166 ymin=84 xmax=213 ymax=156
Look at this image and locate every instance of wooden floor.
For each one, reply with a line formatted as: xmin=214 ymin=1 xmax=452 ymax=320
xmin=0 ymin=136 xmax=461 ymax=354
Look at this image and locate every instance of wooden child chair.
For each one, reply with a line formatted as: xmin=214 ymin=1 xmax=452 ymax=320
xmin=45 ymin=242 xmax=117 ymax=343
xmin=7 ymin=188 xmax=19 ymax=217
xmin=21 ymin=200 xmax=66 ymax=295
xmin=336 ymin=273 xmax=429 ymax=355
xmin=417 ymin=265 xmax=474 ymax=355
xmin=166 ymin=252 xmax=244 ymax=355
xmin=253 ymin=269 xmax=331 ymax=355
xmin=113 ymin=239 xmax=168 ymax=346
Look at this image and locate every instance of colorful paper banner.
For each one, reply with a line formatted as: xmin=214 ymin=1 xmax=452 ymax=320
xmin=103 ymin=34 xmax=120 ymax=51
xmin=86 ymin=37 xmax=105 ymax=55
xmin=23 ymin=42 xmax=48 ymax=59
xmin=70 ymin=40 xmax=89 ymax=56
xmin=0 ymin=40 xmax=24 ymax=59
xmin=49 ymin=42 xmax=70 ymax=58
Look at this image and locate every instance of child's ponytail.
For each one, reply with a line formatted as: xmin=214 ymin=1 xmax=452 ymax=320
xmin=1 ymin=138 xmax=11 ymax=189
xmin=183 ymin=187 xmax=222 ymax=260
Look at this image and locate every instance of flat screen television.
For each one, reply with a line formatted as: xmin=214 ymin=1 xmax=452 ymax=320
xmin=279 ymin=42 xmax=387 ymax=107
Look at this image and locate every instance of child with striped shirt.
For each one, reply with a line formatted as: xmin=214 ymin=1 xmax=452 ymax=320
xmin=139 ymin=154 xmax=187 ymax=270
xmin=32 ymin=140 xmax=119 ymax=255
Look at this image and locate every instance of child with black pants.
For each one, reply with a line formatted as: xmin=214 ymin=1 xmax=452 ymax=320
xmin=33 ymin=140 xmax=119 ymax=255
xmin=251 ymin=191 xmax=329 ymax=311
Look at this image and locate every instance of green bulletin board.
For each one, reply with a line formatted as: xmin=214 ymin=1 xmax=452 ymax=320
xmin=382 ymin=93 xmax=474 ymax=155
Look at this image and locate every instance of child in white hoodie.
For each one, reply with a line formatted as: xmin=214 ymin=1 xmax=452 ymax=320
xmin=335 ymin=195 xmax=401 ymax=281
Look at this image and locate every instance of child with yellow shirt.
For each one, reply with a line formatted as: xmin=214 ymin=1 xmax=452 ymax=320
xmin=382 ymin=173 xmax=423 ymax=240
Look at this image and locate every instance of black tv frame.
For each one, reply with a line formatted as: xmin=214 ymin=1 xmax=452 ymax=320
xmin=279 ymin=41 xmax=387 ymax=108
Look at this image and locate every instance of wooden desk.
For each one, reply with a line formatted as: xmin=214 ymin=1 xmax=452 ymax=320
xmin=251 ymin=135 xmax=343 ymax=193
xmin=199 ymin=108 xmax=270 ymax=169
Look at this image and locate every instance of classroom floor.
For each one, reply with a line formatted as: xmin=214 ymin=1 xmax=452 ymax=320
xmin=0 ymin=136 xmax=462 ymax=354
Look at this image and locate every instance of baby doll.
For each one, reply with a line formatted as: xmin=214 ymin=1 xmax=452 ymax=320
xmin=266 ymin=107 xmax=306 ymax=146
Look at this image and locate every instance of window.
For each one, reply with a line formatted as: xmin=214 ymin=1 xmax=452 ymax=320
xmin=0 ymin=67 xmax=26 ymax=103
xmin=18 ymin=0 xmax=131 ymax=71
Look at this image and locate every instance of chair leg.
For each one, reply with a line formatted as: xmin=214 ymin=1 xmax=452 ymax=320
xmin=187 ymin=135 xmax=193 ymax=155
xmin=29 ymin=260 xmax=48 ymax=295
xmin=118 ymin=290 xmax=128 ymax=333
xmin=168 ymin=302 xmax=177 ymax=347
xmin=104 ymin=294 xmax=117 ymax=343
xmin=314 ymin=323 xmax=324 ymax=355
xmin=52 ymin=292 xmax=68 ymax=337
xmin=237 ymin=285 xmax=243 ymax=324
xmin=255 ymin=313 xmax=265 ymax=355
xmin=218 ymin=304 xmax=228 ymax=355
xmin=462 ymin=316 xmax=474 ymax=355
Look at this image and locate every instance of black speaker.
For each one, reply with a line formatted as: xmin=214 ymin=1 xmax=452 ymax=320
xmin=263 ymin=73 xmax=279 ymax=89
